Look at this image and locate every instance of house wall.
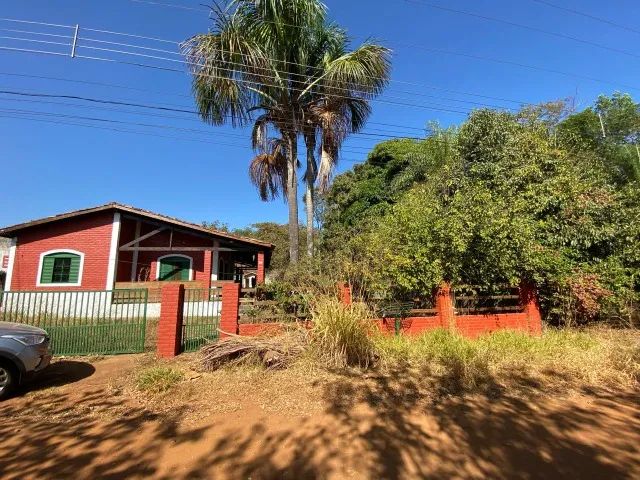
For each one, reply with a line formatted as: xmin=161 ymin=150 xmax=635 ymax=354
xmin=8 ymin=211 xmax=115 ymax=291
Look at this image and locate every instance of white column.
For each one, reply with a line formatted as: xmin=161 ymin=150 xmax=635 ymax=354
xmin=211 ymin=240 xmax=220 ymax=281
xmin=105 ymin=212 xmax=121 ymax=290
xmin=4 ymin=237 xmax=17 ymax=291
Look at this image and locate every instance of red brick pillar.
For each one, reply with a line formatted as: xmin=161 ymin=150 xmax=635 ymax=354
xmin=520 ymin=281 xmax=543 ymax=335
xmin=157 ymin=283 xmax=185 ymax=358
xmin=220 ymin=282 xmax=240 ymax=338
xmin=339 ymin=282 xmax=352 ymax=305
xmin=435 ymin=283 xmax=456 ymax=331
xmin=256 ymin=251 xmax=265 ymax=285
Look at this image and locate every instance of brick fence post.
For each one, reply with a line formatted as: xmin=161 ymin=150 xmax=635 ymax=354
xmin=157 ymin=283 xmax=185 ymax=358
xmin=220 ymin=282 xmax=240 ymax=338
xmin=435 ymin=282 xmax=456 ymax=331
xmin=256 ymin=251 xmax=265 ymax=285
xmin=520 ymin=281 xmax=543 ymax=335
xmin=339 ymin=282 xmax=352 ymax=305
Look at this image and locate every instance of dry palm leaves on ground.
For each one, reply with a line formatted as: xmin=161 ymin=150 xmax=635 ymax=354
xmin=200 ymin=330 xmax=308 ymax=371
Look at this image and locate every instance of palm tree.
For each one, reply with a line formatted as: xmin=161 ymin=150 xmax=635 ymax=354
xmin=183 ymin=0 xmax=390 ymax=263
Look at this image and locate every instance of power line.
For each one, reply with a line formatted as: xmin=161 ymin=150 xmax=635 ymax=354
xmin=0 ymin=22 xmax=478 ymax=115
xmin=530 ymin=0 xmax=640 ymax=36
xmin=77 ymin=34 xmax=516 ymax=110
xmin=0 ymin=71 xmax=429 ymax=133
xmin=0 ymin=110 xmax=367 ymax=163
xmin=0 ymin=89 xmax=424 ymax=143
xmin=0 ymin=17 xmax=556 ymax=106
xmin=132 ymin=0 xmax=640 ymax=61
xmin=130 ymin=0 xmax=208 ymax=14
xmin=391 ymin=39 xmax=640 ymax=93
xmin=402 ymin=0 xmax=640 ymax=61
xmin=0 ymin=17 xmax=74 ymax=29
xmin=1 ymin=41 xmax=473 ymax=115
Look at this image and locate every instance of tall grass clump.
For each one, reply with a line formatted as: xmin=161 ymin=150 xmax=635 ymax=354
xmin=310 ymin=298 xmax=376 ymax=368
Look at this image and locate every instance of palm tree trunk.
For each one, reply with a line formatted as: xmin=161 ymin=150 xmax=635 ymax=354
xmin=286 ymin=131 xmax=299 ymax=264
xmin=305 ymin=142 xmax=315 ymax=258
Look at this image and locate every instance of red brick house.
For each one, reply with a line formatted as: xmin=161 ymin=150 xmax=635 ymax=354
xmin=0 ymin=203 xmax=272 ymax=293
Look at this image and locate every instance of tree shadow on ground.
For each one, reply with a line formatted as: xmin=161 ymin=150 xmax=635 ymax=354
xmin=1 ymin=363 xmax=639 ymax=479
xmin=180 ymin=366 xmax=640 ymax=479
xmin=0 ymin=386 xmax=210 ymax=480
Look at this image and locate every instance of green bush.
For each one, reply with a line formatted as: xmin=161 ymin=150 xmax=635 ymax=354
xmin=310 ymin=298 xmax=376 ymax=368
xmin=136 ymin=367 xmax=184 ymax=394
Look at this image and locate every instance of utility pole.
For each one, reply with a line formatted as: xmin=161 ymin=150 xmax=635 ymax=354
xmin=598 ymin=113 xmax=606 ymax=138
xmin=71 ymin=24 xmax=79 ymax=58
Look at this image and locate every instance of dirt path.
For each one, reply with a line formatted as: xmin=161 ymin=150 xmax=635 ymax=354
xmin=1 ymin=355 xmax=639 ymax=479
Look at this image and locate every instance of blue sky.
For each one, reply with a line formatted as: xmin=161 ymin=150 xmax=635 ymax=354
xmin=1 ymin=0 xmax=639 ymax=229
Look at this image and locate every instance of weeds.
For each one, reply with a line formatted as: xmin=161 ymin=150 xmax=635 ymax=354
xmin=136 ymin=367 xmax=184 ymax=394
xmin=310 ymin=298 xmax=376 ymax=368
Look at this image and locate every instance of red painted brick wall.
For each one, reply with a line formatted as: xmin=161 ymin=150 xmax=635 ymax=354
xmin=376 ymin=316 xmax=444 ymax=335
xmin=455 ymin=313 xmax=530 ymax=338
xmin=9 ymin=211 xmax=115 ymax=291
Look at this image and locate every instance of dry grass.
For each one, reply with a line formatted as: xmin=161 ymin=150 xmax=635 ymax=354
xmin=310 ymin=298 xmax=377 ymax=368
xmin=120 ymin=326 xmax=639 ymax=426
xmin=199 ymin=330 xmax=307 ymax=371
xmin=374 ymin=327 xmax=640 ymax=391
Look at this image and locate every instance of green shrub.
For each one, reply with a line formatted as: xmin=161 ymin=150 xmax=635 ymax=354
xmin=136 ymin=367 xmax=184 ymax=394
xmin=310 ymin=298 xmax=376 ymax=368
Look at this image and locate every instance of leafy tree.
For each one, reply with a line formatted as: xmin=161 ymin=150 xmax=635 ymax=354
xmin=321 ymin=134 xmax=455 ymax=246
xmin=327 ymin=106 xmax=640 ymax=324
xmin=558 ymin=93 xmax=640 ymax=183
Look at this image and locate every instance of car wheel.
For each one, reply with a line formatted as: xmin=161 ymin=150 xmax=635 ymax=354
xmin=0 ymin=360 xmax=17 ymax=400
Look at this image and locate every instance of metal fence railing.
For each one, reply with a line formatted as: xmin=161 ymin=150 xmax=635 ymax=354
xmin=0 ymin=289 xmax=148 ymax=355
xmin=453 ymin=286 xmax=523 ymax=315
xmin=182 ymin=287 xmax=222 ymax=352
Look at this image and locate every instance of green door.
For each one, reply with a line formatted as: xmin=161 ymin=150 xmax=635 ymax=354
xmin=158 ymin=256 xmax=191 ymax=281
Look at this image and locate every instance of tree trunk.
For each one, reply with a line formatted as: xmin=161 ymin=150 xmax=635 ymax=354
xmin=287 ymin=132 xmax=299 ymax=264
xmin=305 ymin=141 xmax=315 ymax=257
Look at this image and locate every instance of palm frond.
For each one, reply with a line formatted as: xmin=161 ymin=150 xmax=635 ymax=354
xmin=249 ymin=137 xmax=289 ymax=201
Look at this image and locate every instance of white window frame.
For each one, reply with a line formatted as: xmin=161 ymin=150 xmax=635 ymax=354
xmin=36 ymin=249 xmax=85 ymax=287
xmin=156 ymin=254 xmax=193 ymax=281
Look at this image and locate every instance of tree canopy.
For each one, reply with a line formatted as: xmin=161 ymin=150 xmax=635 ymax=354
xmin=321 ymin=94 xmax=640 ymax=325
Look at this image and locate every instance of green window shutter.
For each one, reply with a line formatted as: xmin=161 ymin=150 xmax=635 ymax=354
xmin=40 ymin=252 xmax=82 ymax=284
xmin=68 ymin=255 xmax=81 ymax=283
xmin=40 ymin=256 xmax=56 ymax=284
xmin=158 ymin=256 xmax=190 ymax=281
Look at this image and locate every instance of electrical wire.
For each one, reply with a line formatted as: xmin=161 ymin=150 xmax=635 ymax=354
xmin=402 ymin=0 xmax=640 ymax=60
xmin=0 ymin=88 xmax=425 ymax=142
xmin=0 ymin=110 xmax=368 ymax=162
xmin=529 ymin=0 xmax=640 ymax=36
xmin=0 ymin=16 xmax=593 ymax=106
xmin=0 ymin=71 xmax=429 ymax=133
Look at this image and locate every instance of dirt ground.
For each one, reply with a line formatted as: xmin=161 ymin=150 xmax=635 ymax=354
xmin=1 ymin=354 xmax=639 ymax=480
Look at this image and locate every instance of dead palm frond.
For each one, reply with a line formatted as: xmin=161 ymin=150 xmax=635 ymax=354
xmin=249 ymin=137 xmax=288 ymax=201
